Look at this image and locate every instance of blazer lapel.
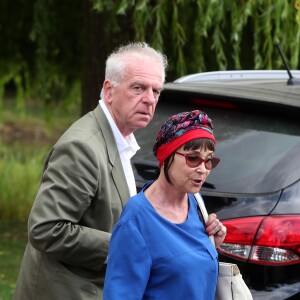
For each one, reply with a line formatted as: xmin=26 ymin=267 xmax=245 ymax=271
xmin=93 ymin=105 xmax=130 ymax=207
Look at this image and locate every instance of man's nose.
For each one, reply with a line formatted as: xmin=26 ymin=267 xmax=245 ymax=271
xmin=143 ymin=88 xmax=156 ymax=104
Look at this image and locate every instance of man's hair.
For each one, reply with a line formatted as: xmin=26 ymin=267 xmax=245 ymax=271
xmin=100 ymin=42 xmax=168 ymax=99
xmin=105 ymin=42 xmax=168 ymax=85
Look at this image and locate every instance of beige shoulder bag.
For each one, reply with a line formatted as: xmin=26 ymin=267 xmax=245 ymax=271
xmin=194 ymin=193 xmax=253 ymax=300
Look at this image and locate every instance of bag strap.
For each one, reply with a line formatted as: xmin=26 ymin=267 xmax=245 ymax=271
xmin=194 ymin=193 xmax=216 ymax=247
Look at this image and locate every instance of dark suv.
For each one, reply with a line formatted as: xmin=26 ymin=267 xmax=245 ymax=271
xmin=132 ymin=70 xmax=300 ymax=300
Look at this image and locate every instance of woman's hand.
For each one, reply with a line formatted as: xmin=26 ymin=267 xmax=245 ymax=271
xmin=206 ymin=213 xmax=227 ymax=248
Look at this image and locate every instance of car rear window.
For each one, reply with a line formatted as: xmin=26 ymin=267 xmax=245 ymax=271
xmin=134 ymin=101 xmax=300 ymax=195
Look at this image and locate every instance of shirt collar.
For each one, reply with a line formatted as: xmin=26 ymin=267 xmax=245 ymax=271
xmin=99 ymin=100 xmax=140 ymax=154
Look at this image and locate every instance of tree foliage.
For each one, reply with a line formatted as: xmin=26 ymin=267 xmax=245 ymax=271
xmin=1 ymin=0 xmax=300 ymax=115
xmin=91 ymin=0 xmax=300 ymax=74
xmin=0 ymin=0 xmax=84 ymax=116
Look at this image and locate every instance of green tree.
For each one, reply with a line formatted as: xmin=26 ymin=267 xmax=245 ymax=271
xmin=1 ymin=0 xmax=300 ymax=116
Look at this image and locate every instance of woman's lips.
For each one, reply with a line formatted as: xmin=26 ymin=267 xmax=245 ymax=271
xmin=192 ymin=178 xmax=203 ymax=185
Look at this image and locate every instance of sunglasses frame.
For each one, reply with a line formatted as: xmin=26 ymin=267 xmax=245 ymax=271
xmin=175 ymin=151 xmax=220 ymax=170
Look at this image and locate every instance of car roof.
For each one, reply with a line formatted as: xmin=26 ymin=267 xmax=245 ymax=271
xmin=164 ymin=70 xmax=300 ymax=110
xmin=173 ymin=70 xmax=300 ymax=82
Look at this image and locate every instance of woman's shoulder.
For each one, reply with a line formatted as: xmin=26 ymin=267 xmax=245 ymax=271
xmin=119 ymin=191 xmax=149 ymax=222
xmin=123 ymin=181 xmax=154 ymax=211
xmin=126 ymin=191 xmax=145 ymax=208
xmin=188 ymin=193 xmax=198 ymax=207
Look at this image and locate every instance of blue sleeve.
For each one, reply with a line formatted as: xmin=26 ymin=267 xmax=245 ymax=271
xmin=103 ymin=220 xmax=152 ymax=300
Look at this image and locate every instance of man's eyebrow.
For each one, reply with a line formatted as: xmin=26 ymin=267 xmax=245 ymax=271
xmin=129 ymin=80 xmax=163 ymax=91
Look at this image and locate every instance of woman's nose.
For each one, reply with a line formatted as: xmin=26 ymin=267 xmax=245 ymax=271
xmin=196 ymin=161 xmax=207 ymax=173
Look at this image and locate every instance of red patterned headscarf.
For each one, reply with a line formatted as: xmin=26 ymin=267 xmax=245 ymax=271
xmin=153 ymin=110 xmax=216 ymax=167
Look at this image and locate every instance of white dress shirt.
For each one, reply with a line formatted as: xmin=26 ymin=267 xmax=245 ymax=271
xmin=99 ymin=100 xmax=140 ymax=196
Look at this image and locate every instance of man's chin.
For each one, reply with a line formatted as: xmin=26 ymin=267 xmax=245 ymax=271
xmin=136 ymin=116 xmax=152 ymax=127
xmin=135 ymin=121 xmax=150 ymax=130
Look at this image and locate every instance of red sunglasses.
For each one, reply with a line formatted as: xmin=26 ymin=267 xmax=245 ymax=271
xmin=175 ymin=152 xmax=220 ymax=170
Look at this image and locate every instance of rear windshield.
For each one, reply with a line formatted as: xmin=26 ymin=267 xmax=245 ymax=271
xmin=134 ymin=102 xmax=300 ymax=194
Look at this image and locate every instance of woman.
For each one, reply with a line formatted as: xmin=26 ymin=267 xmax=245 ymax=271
xmin=103 ymin=110 xmax=227 ymax=300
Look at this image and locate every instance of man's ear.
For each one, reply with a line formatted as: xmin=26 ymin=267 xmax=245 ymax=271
xmin=103 ymin=80 xmax=113 ymax=103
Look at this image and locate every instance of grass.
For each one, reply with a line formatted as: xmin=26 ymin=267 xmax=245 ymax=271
xmin=0 ymin=144 xmax=49 ymax=221
xmin=0 ymin=221 xmax=27 ymax=300
xmin=0 ymin=97 xmax=80 ymax=298
xmin=0 ymin=98 xmax=80 ymax=139
xmin=0 ymin=97 xmax=80 ymax=220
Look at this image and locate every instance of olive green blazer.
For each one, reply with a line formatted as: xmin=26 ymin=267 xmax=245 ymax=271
xmin=13 ymin=105 xmax=130 ymax=300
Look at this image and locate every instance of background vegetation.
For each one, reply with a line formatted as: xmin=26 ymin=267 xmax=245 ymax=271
xmin=0 ymin=221 xmax=28 ymax=299
xmin=0 ymin=100 xmax=77 ymax=298
xmin=0 ymin=0 xmax=300 ymax=117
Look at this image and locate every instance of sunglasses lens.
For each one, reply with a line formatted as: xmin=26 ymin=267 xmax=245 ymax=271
xmin=186 ymin=156 xmax=200 ymax=168
xmin=181 ymin=153 xmax=220 ymax=169
xmin=210 ymin=157 xmax=220 ymax=169
xmin=205 ymin=160 xmax=212 ymax=170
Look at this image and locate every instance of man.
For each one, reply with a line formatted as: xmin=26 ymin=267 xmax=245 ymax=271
xmin=13 ymin=42 xmax=168 ymax=300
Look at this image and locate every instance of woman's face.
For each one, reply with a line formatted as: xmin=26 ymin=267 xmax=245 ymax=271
xmin=168 ymin=146 xmax=214 ymax=194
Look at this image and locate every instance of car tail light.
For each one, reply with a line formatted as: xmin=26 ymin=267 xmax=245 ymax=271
xmin=189 ymin=97 xmax=240 ymax=110
xmin=218 ymin=216 xmax=300 ymax=265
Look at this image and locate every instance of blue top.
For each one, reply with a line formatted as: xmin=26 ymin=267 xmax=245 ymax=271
xmin=103 ymin=182 xmax=218 ymax=300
